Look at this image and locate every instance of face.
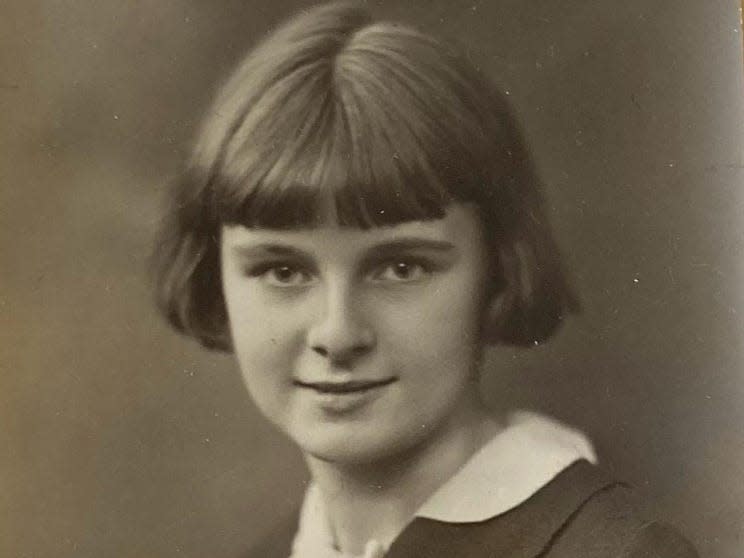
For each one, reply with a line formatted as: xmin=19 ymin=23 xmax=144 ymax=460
xmin=221 ymin=204 xmax=491 ymax=465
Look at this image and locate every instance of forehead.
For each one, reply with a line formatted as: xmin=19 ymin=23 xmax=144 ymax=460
xmin=221 ymin=204 xmax=485 ymax=257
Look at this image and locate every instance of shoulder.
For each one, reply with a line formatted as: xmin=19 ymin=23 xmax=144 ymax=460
xmin=386 ymin=460 xmax=697 ymax=558
xmin=546 ymin=479 xmax=698 ymax=557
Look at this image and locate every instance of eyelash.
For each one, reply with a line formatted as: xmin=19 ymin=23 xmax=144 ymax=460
xmin=245 ymin=262 xmax=314 ymax=286
xmin=244 ymin=257 xmax=436 ymax=286
xmin=369 ymin=258 xmax=433 ymax=282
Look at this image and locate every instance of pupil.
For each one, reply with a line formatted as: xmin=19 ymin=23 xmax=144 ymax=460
xmin=277 ymin=267 xmax=293 ymax=280
xmin=396 ymin=263 xmax=409 ymax=277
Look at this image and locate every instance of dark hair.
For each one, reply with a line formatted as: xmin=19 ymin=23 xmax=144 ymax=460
xmin=152 ymin=1 xmax=578 ymax=351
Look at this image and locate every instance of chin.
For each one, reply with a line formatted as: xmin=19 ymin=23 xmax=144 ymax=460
xmin=294 ymin=424 xmax=432 ymax=468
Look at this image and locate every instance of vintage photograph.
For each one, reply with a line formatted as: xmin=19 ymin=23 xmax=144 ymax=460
xmin=2 ymin=1 xmax=743 ymax=557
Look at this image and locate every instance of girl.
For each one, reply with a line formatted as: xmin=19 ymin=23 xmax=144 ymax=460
xmin=153 ymin=3 xmax=697 ymax=557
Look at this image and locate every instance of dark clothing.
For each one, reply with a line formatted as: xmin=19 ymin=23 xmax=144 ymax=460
xmin=247 ymin=461 xmax=697 ymax=558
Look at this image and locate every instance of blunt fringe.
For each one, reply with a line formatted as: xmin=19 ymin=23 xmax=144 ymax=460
xmin=152 ymin=1 xmax=579 ymax=351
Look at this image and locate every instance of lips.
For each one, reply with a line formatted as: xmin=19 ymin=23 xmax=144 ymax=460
xmin=293 ymin=377 xmax=397 ymax=394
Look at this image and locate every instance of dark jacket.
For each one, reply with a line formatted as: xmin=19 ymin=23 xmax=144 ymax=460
xmin=247 ymin=461 xmax=698 ymax=557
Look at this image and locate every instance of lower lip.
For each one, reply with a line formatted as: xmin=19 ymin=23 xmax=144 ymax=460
xmin=300 ymin=383 xmax=394 ymax=414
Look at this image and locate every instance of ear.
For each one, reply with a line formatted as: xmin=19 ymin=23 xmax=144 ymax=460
xmin=481 ymin=288 xmax=513 ymax=345
xmin=481 ymin=238 xmax=576 ymax=347
xmin=480 ymin=238 xmax=529 ymax=345
xmin=199 ymin=295 xmax=234 ymax=352
xmin=200 ymin=323 xmax=234 ymax=352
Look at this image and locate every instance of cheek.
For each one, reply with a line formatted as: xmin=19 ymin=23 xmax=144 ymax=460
xmin=225 ymin=297 xmax=303 ymax=396
xmin=398 ymin=278 xmax=483 ymax=338
xmin=382 ymin=285 xmax=484 ymax=373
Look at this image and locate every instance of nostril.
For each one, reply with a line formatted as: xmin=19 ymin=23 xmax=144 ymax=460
xmin=311 ymin=343 xmax=370 ymax=361
xmin=352 ymin=345 xmax=369 ymax=356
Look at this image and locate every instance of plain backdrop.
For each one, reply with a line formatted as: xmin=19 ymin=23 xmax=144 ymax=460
xmin=2 ymin=1 xmax=743 ymax=557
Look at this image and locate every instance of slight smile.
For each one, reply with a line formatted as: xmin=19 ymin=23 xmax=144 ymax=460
xmin=293 ymin=378 xmax=398 ymax=394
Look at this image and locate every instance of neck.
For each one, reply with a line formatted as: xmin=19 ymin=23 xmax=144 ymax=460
xmin=304 ymin=396 xmax=501 ymax=555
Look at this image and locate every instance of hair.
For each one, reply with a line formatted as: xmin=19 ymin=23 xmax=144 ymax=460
xmin=152 ymin=1 xmax=579 ymax=351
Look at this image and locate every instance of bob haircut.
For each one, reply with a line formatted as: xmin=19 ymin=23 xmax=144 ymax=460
xmin=153 ymin=1 xmax=578 ymax=351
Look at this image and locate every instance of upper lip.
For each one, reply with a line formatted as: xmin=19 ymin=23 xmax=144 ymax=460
xmin=293 ymin=377 xmax=397 ymax=394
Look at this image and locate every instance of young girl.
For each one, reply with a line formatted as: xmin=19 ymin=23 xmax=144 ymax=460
xmin=153 ymin=3 xmax=697 ymax=557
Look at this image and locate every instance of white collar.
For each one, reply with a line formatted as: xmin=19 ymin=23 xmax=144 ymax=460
xmin=290 ymin=410 xmax=596 ymax=557
xmin=416 ymin=410 xmax=596 ymax=522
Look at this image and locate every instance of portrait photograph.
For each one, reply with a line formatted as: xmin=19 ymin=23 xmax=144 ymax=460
xmin=2 ymin=1 xmax=743 ymax=557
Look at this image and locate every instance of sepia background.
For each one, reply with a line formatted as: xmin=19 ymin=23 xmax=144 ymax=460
xmin=2 ymin=1 xmax=743 ymax=556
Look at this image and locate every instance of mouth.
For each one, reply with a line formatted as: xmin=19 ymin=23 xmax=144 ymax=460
xmin=293 ymin=377 xmax=397 ymax=394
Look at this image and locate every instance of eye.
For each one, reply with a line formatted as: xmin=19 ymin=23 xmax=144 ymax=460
xmin=372 ymin=260 xmax=429 ymax=283
xmin=250 ymin=264 xmax=314 ymax=287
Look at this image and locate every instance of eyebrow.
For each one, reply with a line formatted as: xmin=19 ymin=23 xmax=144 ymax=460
xmin=229 ymin=238 xmax=456 ymax=259
xmin=362 ymin=238 xmax=456 ymax=258
xmin=230 ymin=243 xmax=310 ymax=259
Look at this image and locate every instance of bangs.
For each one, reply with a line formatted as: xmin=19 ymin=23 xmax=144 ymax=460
xmin=208 ymin=25 xmax=497 ymax=230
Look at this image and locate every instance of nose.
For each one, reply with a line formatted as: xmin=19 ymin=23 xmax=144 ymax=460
xmin=306 ymin=281 xmax=375 ymax=365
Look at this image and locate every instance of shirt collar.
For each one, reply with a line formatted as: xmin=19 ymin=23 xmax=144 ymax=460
xmin=290 ymin=411 xmax=596 ymax=557
xmin=415 ymin=410 xmax=596 ymax=522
